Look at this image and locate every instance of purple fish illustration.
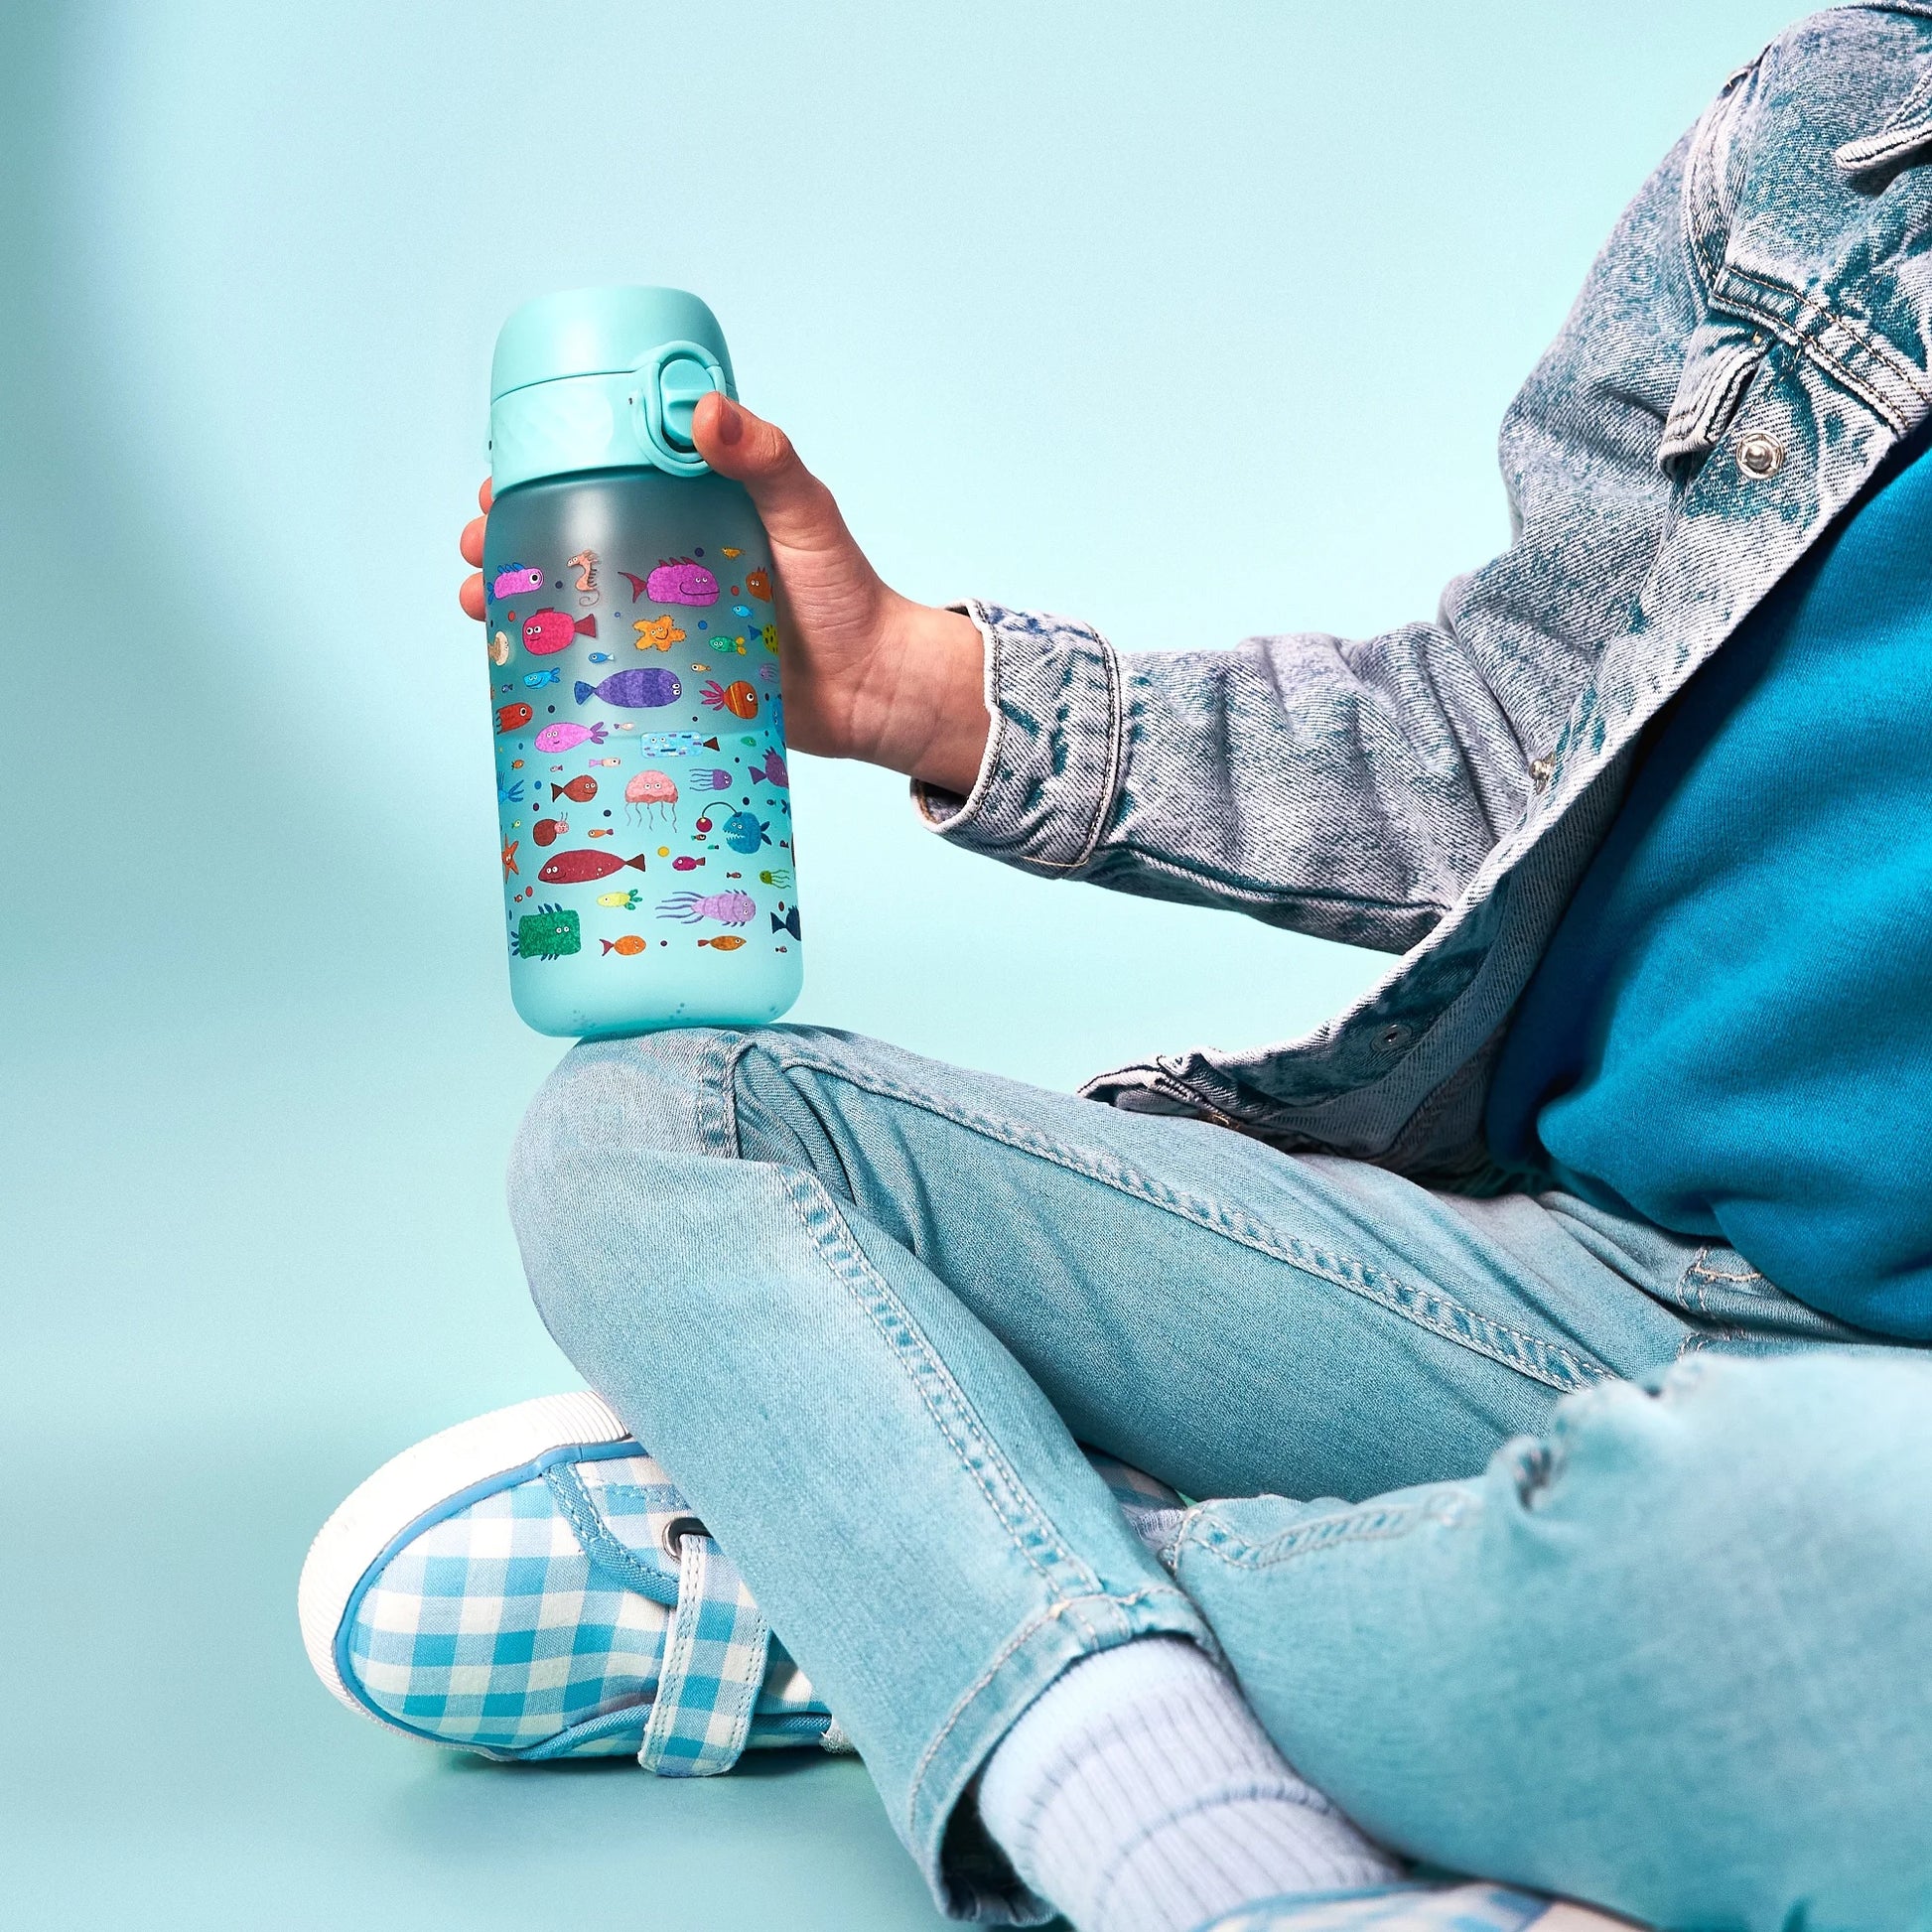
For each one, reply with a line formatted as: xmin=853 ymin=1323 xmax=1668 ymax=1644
xmin=749 ymin=748 xmax=789 ymax=789
xmin=492 ymin=563 xmax=544 ymax=600
xmin=656 ymin=889 xmax=758 ymax=926
xmin=575 ymin=668 xmax=683 ymax=710
xmin=644 ymin=559 xmax=719 ymax=607
xmin=534 ymin=720 xmax=610 ymax=753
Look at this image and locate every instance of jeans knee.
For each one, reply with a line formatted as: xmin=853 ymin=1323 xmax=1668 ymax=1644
xmin=506 ymin=1029 xmax=746 ymax=1342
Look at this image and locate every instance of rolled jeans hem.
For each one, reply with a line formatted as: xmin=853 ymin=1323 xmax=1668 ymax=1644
xmin=910 ymin=1585 xmax=1218 ymax=1923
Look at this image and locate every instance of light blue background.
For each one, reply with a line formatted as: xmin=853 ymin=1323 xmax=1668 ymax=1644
xmin=2 ymin=4 xmax=1801 ymax=1925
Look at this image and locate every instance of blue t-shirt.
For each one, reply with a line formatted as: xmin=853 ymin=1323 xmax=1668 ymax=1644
xmin=1486 ymin=429 xmax=1932 ymax=1339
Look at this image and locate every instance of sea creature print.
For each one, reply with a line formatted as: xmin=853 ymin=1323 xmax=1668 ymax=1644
xmin=488 ymin=630 xmax=512 ymax=665
xmin=645 ymin=559 xmax=719 ymax=606
xmin=533 ymin=816 xmax=568 ymax=847
xmin=589 ymin=756 xmax=623 ymax=766
xmin=496 ymin=702 xmax=533 ymax=734
xmin=587 ymin=651 xmax=614 ymax=664
xmin=698 ymin=935 xmax=745 ymax=951
xmin=656 ymin=889 xmax=757 ymax=926
xmin=577 ymin=668 xmax=682 ymax=709
xmin=721 ymin=547 xmax=743 ymax=559
xmin=501 ymin=839 xmax=519 ymax=876
xmin=633 ymin=614 xmax=686 ymax=650
xmin=690 ymin=767 xmax=734 ymax=792
xmin=534 ymin=720 xmax=609 ymax=753
xmin=538 ymin=848 xmax=650 ymax=884
xmin=732 ymin=604 xmax=752 ymax=618
xmin=597 ymin=889 xmax=642 ymax=909
xmin=749 ymin=747 xmax=788 ymax=788
xmin=758 ymin=868 xmax=793 ymax=889
xmin=770 ymin=905 xmax=802 ymax=941
xmin=624 ymin=768 xmax=679 ymax=827
xmin=759 ymin=622 xmax=779 ymax=653
xmin=745 ymin=568 xmax=771 ymax=602
xmin=497 ymin=775 xmax=525 ymax=805
xmin=552 ymin=775 xmax=599 ymax=802
xmin=586 ymin=828 xmax=614 ymax=838
xmin=630 ymin=731 xmax=721 ymax=758
xmin=701 ymin=679 xmax=759 ymax=720
xmin=523 ymin=668 xmax=560 ymax=688
xmin=522 ymin=609 xmax=599 ymax=655
xmin=493 ymin=564 xmax=544 ymax=600
xmin=618 ymin=571 xmax=649 ymax=602
xmin=602 ymin=934 xmax=647 ymax=956
xmin=512 ymin=903 xmax=580 ymax=960
xmin=722 ymin=810 xmax=771 ymax=854
xmin=671 ymin=855 xmax=705 ymax=871
xmin=568 ymin=550 xmax=601 ymax=607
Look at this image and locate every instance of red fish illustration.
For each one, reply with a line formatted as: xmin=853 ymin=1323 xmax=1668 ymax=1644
xmin=538 ymin=849 xmax=650 ymax=884
xmin=619 ymin=571 xmax=650 ymax=602
xmin=496 ymin=702 xmax=533 ymax=733
xmin=522 ymin=609 xmax=600 ymax=655
xmin=551 ymin=775 xmax=599 ymax=802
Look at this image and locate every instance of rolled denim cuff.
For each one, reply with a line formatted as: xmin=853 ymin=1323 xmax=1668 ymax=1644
xmin=910 ymin=600 xmax=1124 ymax=874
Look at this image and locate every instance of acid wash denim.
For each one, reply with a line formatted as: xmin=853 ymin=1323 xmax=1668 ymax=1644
xmin=511 ymin=9 xmax=1932 ymax=1931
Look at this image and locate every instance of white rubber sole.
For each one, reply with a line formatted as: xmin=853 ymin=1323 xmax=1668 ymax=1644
xmin=297 ymin=1390 xmax=631 ymax=1729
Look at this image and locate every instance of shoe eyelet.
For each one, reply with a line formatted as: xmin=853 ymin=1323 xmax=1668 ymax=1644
xmin=659 ymin=1512 xmax=708 ymax=1559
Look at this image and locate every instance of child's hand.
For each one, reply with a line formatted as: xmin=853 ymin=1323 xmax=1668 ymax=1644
xmin=458 ymin=396 xmax=989 ymax=794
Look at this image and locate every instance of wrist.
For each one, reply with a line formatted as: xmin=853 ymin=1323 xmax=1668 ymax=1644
xmin=859 ymin=599 xmax=990 ymax=794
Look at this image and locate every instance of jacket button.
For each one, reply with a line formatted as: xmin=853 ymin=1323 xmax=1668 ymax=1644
xmin=1529 ymin=756 xmax=1555 ymax=791
xmin=1737 ymin=433 xmax=1785 ymax=479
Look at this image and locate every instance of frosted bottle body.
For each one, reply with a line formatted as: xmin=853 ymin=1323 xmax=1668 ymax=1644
xmin=483 ymin=468 xmax=801 ymax=1038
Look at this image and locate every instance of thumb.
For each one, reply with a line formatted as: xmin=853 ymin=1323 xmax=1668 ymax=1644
xmin=692 ymin=392 xmax=855 ymax=557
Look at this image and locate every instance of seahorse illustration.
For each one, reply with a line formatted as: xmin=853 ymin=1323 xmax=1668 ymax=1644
xmin=568 ymin=550 xmax=602 ymax=609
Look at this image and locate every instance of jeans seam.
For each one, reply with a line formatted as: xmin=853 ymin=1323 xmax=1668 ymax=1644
xmin=1180 ymin=1495 xmax=1458 ymax=1573
xmin=762 ymin=1048 xmax=1610 ymax=1397
xmin=771 ymin=1165 xmax=1088 ymax=1600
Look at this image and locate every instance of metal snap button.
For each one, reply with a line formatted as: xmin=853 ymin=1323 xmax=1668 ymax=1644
xmin=1529 ymin=755 xmax=1555 ymax=791
xmin=1376 ymin=1023 xmax=1410 ymax=1053
xmin=1736 ymin=433 xmax=1785 ymax=479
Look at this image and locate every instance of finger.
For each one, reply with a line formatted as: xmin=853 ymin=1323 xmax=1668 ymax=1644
xmin=480 ymin=477 xmax=493 ymax=512
xmin=461 ymin=572 xmax=484 ymax=621
xmin=462 ymin=513 xmax=486 ymax=567
xmin=691 ymin=392 xmax=854 ymax=555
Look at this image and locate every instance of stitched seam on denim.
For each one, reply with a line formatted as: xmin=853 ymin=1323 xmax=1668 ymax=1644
xmin=903 ymin=1585 xmax=1206 ymax=1836
xmin=1067 ymin=632 xmax=1125 ymax=871
xmin=1687 ymin=1245 xmax=1763 ymax=1286
xmin=768 ymin=1051 xmax=1610 ymax=1396
xmin=1182 ymin=1499 xmax=1448 ymax=1573
xmin=771 ymin=1165 xmax=1091 ymax=1603
xmin=1719 ymin=261 xmax=1930 ymax=414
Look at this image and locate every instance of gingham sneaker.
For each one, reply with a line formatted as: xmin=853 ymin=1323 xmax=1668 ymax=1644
xmin=298 ymin=1391 xmax=1181 ymax=1776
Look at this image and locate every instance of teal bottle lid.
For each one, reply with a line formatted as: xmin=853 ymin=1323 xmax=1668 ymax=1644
xmin=488 ymin=286 xmax=740 ymax=490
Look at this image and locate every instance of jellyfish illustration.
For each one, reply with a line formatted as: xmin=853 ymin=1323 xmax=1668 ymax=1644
xmin=624 ymin=768 xmax=679 ymax=829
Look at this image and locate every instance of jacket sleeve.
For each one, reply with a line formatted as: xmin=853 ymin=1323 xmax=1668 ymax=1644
xmin=915 ymin=112 xmax=1715 ymax=955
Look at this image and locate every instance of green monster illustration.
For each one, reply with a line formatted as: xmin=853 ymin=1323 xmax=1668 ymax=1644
xmin=512 ymin=903 xmax=581 ymax=961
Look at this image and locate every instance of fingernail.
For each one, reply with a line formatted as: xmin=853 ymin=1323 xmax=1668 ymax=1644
xmin=714 ymin=395 xmax=745 ymax=446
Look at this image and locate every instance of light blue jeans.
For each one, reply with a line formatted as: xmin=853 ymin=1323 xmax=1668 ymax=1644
xmin=510 ymin=1027 xmax=1932 ymax=1930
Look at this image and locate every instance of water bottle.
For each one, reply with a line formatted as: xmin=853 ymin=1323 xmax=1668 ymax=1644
xmin=483 ymin=287 xmax=801 ymax=1038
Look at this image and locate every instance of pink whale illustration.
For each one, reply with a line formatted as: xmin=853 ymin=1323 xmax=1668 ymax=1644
xmin=644 ymin=559 xmax=719 ymax=607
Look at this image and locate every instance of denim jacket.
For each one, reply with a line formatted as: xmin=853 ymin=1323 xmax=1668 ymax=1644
xmin=919 ymin=2 xmax=1932 ymax=1186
